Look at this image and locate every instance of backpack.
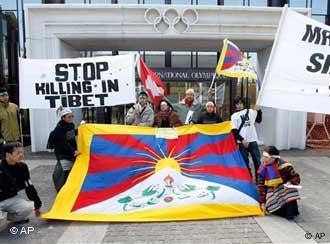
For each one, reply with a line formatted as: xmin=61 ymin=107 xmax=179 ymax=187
xmin=46 ymin=130 xmax=56 ymax=150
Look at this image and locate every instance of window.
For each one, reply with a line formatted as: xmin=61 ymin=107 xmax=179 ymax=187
xmin=144 ymin=0 xmax=164 ymax=3
xmin=65 ymin=0 xmax=85 ymax=3
xmin=118 ymin=0 xmax=139 ymax=3
xmin=171 ymin=0 xmax=192 ymax=4
xmin=311 ymin=0 xmax=327 ymax=15
xmin=312 ymin=15 xmax=326 ymax=23
xmin=249 ymin=0 xmax=267 ymax=6
xmin=0 ymin=0 xmax=17 ymax=10
xmin=197 ymin=0 xmax=217 ymax=5
xmin=197 ymin=52 xmax=217 ymax=68
xmin=91 ymin=0 xmax=110 ymax=3
xmin=172 ymin=51 xmax=192 ymax=68
xmin=224 ymin=0 xmax=242 ymax=6
xmin=144 ymin=51 xmax=165 ymax=68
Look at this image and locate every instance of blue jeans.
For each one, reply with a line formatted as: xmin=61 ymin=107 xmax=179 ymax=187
xmin=239 ymin=141 xmax=261 ymax=180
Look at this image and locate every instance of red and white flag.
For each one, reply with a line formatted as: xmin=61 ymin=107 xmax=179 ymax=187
xmin=137 ymin=57 xmax=167 ymax=105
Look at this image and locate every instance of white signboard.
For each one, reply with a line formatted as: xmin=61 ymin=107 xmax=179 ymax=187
xmin=257 ymin=6 xmax=330 ymax=114
xmin=19 ymin=55 xmax=136 ymax=109
xmin=215 ymin=82 xmax=226 ymax=106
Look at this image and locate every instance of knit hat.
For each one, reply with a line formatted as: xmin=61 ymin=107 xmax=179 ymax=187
xmin=138 ymin=91 xmax=148 ymax=99
xmin=0 ymin=87 xmax=8 ymax=96
xmin=57 ymin=106 xmax=73 ymax=118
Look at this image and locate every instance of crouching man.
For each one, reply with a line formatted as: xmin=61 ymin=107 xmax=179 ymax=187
xmin=0 ymin=142 xmax=42 ymax=228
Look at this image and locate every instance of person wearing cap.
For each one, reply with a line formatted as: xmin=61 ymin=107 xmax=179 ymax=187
xmin=231 ymin=96 xmax=262 ymax=181
xmin=153 ymin=99 xmax=182 ymax=128
xmin=51 ymin=106 xmax=80 ymax=191
xmin=126 ymin=91 xmax=154 ymax=127
xmin=258 ymin=146 xmax=301 ymax=220
xmin=0 ymin=88 xmax=20 ymax=159
xmin=196 ymin=101 xmax=223 ymax=124
xmin=173 ymin=88 xmax=204 ymax=125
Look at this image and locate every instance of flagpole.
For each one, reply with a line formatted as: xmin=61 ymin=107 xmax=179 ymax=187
xmin=214 ymin=81 xmax=217 ymax=113
xmin=209 ymin=72 xmax=217 ymax=90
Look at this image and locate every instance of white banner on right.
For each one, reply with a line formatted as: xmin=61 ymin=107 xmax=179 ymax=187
xmin=257 ymin=5 xmax=330 ymax=114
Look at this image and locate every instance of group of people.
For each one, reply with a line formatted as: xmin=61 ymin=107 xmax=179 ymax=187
xmin=0 ymin=86 xmax=301 ymax=231
xmin=124 ymin=88 xmax=301 ymax=220
xmin=125 ymin=89 xmax=223 ymax=128
xmin=1 ymin=88 xmax=42 ymax=229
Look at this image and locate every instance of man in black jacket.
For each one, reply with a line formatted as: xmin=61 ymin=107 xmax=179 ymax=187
xmin=196 ymin=101 xmax=223 ymax=124
xmin=0 ymin=142 xmax=42 ymax=226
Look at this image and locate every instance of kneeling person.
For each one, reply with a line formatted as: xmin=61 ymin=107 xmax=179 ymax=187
xmin=0 ymin=142 xmax=42 ymax=226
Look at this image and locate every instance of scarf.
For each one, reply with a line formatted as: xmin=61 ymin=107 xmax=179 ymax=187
xmin=258 ymin=161 xmax=283 ymax=187
xmin=184 ymin=98 xmax=194 ymax=107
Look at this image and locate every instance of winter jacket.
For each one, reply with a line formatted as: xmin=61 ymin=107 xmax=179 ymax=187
xmin=0 ymin=160 xmax=42 ymax=210
xmin=0 ymin=102 xmax=20 ymax=144
xmin=196 ymin=112 xmax=223 ymax=124
xmin=126 ymin=103 xmax=154 ymax=126
xmin=173 ymin=99 xmax=204 ymax=124
xmin=153 ymin=110 xmax=183 ymax=128
xmin=52 ymin=120 xmax=77 ymax=161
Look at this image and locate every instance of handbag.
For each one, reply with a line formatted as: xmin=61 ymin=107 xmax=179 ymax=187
xmin=52 ymin=160 xmax=65 ymax=192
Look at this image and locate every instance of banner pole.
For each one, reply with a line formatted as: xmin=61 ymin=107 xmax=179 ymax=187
xmin=209 ymin=72 xmax=217 ymax=90
xmin=19 ymin=111 xmax=24 ymax=147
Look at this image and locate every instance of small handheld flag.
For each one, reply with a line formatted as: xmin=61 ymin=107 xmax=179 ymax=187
xmin=137 ymin=57 xmax=167 ymax=105
xmin=216 ymin=39 xmax=257 ymax=80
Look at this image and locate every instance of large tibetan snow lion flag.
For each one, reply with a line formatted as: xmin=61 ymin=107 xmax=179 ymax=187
xmin=43 ymin=122 xmax=263 ymax=222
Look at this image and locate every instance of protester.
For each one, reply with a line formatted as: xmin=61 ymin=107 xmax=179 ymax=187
xmin=154 ymin=100 xmax=182 ymax=128
xmin=0 ymin=142 xmax=42 ymax=228
xmin=196 ymin=101 xmax=223 ymax=124
xmin=126 ymin=91 xmax=154 ymax=126
xmin=52 ymin=107 xmax=80 ymax=191
xmin=173 ymin=88 xmax=204 ymax=124
xmin=258 ymin=146 xmax=301 ymax=220
xmin=231 ymin=96 xmax=262 ymax=180
xmin=0 ymin=88 xmax=20 ymax=159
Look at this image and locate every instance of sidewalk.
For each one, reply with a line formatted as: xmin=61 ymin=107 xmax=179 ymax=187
xmin=0 ymin=148 xmax=329 ymax=244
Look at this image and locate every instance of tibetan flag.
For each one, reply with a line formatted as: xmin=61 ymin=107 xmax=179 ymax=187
xmin=216 ymin=39 xmax=257 ymax=80
xmin=43 ymin=122 xmax=263 ymax=222
xmin=137 ymin=57 xmax=167 ymax=105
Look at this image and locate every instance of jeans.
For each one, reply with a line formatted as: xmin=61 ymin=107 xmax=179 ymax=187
xmin=0 ymin=195 xmax=34 ymax=222
xmin=238 ymin=141 xmax=261 ymax=180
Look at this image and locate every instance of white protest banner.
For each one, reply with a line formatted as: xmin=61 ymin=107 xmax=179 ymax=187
xmin=257 ymin=6 xmax=330 ymax=114
xmin=19 ymin=55 xmax=136 ymax=109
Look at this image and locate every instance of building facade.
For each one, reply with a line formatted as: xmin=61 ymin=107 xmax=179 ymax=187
xmin=0 ymin=0 xmax=329 ymax=151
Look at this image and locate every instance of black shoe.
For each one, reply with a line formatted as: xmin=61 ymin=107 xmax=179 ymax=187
xmin=286 ymin=215 xmax=294 ymax=220
xmin=13 ymin=218 xmax=29 ymax=225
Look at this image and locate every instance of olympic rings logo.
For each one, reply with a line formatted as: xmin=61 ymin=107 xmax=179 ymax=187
xmin=144 ymin=8 xmax=199 ymax=33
